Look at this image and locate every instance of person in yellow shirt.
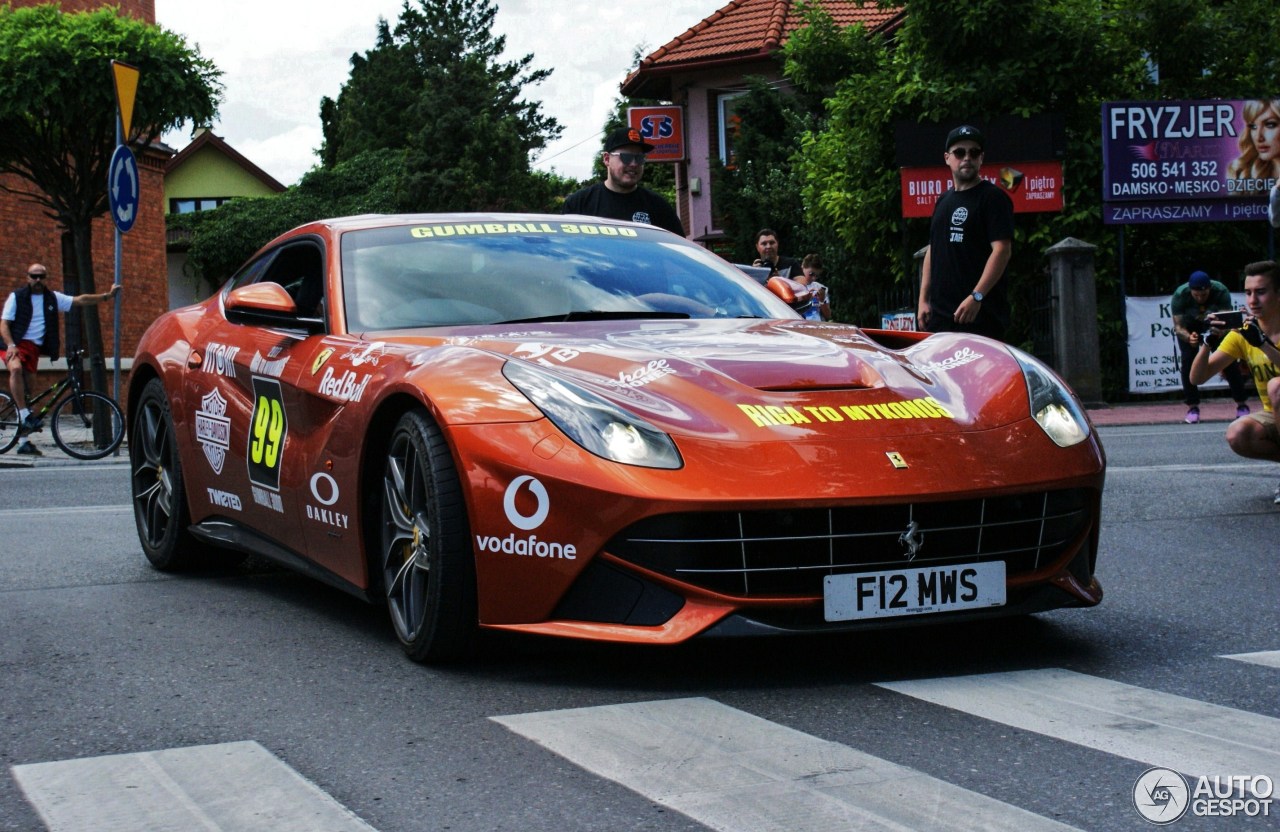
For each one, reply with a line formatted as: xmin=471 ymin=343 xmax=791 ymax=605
xmin=1190 ymin=260 xmax=1280 ymax=505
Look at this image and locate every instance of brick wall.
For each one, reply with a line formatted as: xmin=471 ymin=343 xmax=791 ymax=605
xmin=37 ymin=0 xmax=153 ymax=20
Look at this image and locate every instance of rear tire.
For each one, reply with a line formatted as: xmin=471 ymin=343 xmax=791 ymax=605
xmin=130 ymin=378 xmax=207 ymax=569
xmin=0 ymin=392 xmax=18 ymax=454
xmin=51 ymin=390 xmax=124 ymax=460
xmin=379 ymin=410 xmax=476 ymax=662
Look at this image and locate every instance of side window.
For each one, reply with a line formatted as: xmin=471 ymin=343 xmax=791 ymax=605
xmin=261 ymin=244 xmax=325 ymax=319
xmin=223 ymin=252 xmax=276 ymax=294
xmin=242 ymin=240 xmax=327 ymax=322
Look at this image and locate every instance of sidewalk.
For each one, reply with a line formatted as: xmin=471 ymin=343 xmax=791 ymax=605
xmin=1085 ymin=398 xmax=1251 ymax=427
xmin=0 ymin=425 xmax=128 ymax=468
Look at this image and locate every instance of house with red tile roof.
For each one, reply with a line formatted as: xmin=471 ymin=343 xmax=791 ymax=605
xmin=621 ymin=0 xmax=903 ymax=252
xmin=164 ymin=129 xmax=286 ymax=307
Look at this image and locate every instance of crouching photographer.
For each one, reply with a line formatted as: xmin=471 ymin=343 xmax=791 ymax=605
xmin=1172 ymin=270 xmax=1250 ymax=424
xmin=1190 ymin=260 xmax=1280 ymax=506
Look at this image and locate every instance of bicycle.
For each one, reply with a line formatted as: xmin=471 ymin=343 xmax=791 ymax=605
xmin=0 ymin=349 xmax=125 ymax=460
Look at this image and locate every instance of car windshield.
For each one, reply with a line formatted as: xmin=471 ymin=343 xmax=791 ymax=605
xmin=339 ymin=219 xmax=794 ymax=331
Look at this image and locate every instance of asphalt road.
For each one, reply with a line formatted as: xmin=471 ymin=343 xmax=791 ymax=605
xmin=1 ymin=422 xmax=1278 ymax=832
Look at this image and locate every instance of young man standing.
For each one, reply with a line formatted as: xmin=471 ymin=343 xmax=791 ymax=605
xmin=1190 ymin=260 xmax=1280 ymax=505
xmin=918 ymin=125 xmax=1014 ymax=341
xmin=2 ymin=263 xmax=120 ymax=455
xmin=562 ymin=127 xmax=684 ymax=236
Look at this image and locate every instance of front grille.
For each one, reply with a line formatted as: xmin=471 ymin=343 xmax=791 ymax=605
xmin=606 ymin=489 xmax=1092 ymax=597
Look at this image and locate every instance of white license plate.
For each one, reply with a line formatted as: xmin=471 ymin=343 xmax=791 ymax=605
xmin=823 ymin=561 xmax=1006 ymax=622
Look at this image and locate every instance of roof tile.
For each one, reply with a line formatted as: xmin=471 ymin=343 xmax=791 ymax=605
xmin=638 ymin=0 xmax=902 ymax=70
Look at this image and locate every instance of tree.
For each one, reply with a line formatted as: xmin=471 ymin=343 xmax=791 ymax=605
xmin=318 ymin=18 xmax=419 ymax=168
xmin=0 ymin=4 xmax=220 ymax=393
xmin=708 ymin=78 xmax=808 ymax=265
xmin=782 ymin=0 xmax=1279 ymax=395
xmin=319 ymin=0 xmax=560 ymax=211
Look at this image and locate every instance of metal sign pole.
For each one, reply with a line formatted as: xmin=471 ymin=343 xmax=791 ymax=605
xmin=109 ymin=61 xmax=139 ymax=412
xmin=113 ymin=113 xmax=122 ymax=405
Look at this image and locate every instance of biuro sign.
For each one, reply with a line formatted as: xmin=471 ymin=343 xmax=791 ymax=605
xmin=628 ymin=106 xmax=685 ymax=163
xmin=899 ymin=161 xmax=1065 ymax=218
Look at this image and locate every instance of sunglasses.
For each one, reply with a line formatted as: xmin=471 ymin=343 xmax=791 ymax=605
xmin=948 ymin=147 xmax=983 ymax=160
xmin=609 ymin=152 xmax=647 ymax=166
xmin=27 ymin=273 xmax=46 ymax=280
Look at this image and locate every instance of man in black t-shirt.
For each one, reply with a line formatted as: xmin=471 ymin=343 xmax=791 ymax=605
xmin=562 ymin=127 xmax=684 ymax=236
xmin=918 ymin=124 xmax=1014 ymax=341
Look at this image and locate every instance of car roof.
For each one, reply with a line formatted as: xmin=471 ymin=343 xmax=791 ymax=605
xmin=293 ymin=213 xmax=650 ymax=235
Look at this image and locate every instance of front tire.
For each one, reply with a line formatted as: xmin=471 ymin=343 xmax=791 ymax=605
xmin=0 ymin=392 xmax=18 ymax=454
xmin=51 ymin=390 xmax=124 ymax=460
xmin=380 ymin=410 xmax=476 ymax=662
xmin=131 ymin=378 xmax=206 ymax=569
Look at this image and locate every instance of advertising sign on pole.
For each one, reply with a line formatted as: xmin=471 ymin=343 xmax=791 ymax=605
xmin=1125 ymin=294 xmax=1245 ymax=394
xmin=1102 ymin=99 xmax=1277 ymax=225
xmin=899 ymin=161 xmax=1064 ymax=218
xmin=628 ymin=106 xmax=685 ymax=163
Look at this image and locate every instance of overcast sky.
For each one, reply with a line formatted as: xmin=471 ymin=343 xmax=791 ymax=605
xmin=154 ymin=0 xmax=720 ymax=186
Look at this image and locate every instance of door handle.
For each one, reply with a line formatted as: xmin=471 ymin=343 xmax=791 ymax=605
xmin=187 ymin=350 xmax=202 ymax=368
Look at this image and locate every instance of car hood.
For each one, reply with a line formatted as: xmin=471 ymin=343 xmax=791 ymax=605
xmin=389 ymin=319 xmax=1031 ymax=438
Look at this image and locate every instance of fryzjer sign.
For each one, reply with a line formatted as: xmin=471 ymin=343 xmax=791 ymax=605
xmin=1102 ymin=99 xmax=1278 ymax=224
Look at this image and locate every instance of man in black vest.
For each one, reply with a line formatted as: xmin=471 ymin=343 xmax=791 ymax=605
xmin=2 ymin=263 xmax=120 ymax=455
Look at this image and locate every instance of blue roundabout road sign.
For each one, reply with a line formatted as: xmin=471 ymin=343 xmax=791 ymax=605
xmin=108 ymin=144 xmax=139 ymax=233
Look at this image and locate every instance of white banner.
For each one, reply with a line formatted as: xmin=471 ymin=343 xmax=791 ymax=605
xmin=1126 ymin=294 xmax=1245 ymax=394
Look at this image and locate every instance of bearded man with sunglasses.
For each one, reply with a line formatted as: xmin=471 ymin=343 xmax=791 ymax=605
xmin=3 ymin=264 xmax=120 ymax=452
xmin=562 ymin=127 xmax=684 ymax=236
xmin=918 ymin=125 xmax=1014 ymax=341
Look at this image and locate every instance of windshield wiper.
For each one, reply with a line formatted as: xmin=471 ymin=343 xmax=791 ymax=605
xmin=497 ymin=310 xmax=691 ymax=324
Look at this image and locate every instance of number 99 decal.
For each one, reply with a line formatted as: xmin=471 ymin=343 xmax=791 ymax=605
xmin=247 ymin=376 xmax=288 ymax=490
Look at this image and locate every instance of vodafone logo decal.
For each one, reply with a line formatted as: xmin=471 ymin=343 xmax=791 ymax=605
xmin=477 ymin=475 xmax=575 ymax=560
xmin=503 ymin=475 xmax=549 ymax=531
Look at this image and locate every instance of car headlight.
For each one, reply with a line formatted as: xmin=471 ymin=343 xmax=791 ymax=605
xmin=1010 ymin=347 xmax=1090 ymax=447
xmin=503 ymin=361 xmax=683 ymax=469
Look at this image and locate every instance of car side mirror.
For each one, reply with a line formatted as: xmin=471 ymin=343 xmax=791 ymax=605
xmin=766 ymin=275 xmax=814 ymax=314
xmin=225 ymin=282 xmax=325 ymax=334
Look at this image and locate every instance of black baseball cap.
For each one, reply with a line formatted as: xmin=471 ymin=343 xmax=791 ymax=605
xmin=604 ymin=127 xmax=655 ymax=154
xmin=945 ymin=124 xmax=984 ymax=151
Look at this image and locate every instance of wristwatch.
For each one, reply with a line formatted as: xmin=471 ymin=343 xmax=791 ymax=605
xmin=971 ymin=291 xmax=984 ymax=302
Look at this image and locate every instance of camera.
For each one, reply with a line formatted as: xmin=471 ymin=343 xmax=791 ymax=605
xmin=1186 ymin=315 xmax=1213 ymax=335
xmin=1210 ymin=310 xmax=1245 ymax=329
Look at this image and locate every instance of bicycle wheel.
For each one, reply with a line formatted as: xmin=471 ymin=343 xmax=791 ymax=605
xmin=50 ymin=390 xmax=125 ymax=460
xmin=0 ymin=392 xmax=19 ymax=454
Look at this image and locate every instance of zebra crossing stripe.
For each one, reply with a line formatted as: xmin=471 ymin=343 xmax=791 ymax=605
xmin=11 ymin=741 xmax=376 ymax=832
xmin=1221 ymin=650 xmax=1280 ymax=669
xmin=878 ymin=668 xmax=1280 ymax=781
xmin=493 ymin=696 xmax=1080 ymax=832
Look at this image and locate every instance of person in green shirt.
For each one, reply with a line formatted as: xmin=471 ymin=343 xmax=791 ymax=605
xmin=1170 ymin=270 xmax=1249 ymax=424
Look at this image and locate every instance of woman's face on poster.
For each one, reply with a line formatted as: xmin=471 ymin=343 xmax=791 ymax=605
xmin=1248 ymin=105 xmax=1280 ymax=162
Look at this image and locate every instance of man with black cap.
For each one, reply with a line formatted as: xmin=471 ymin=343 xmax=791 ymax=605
xmin=562 ymin=127 xmax=684 ymax=236
xmin=1171 ymin=269 xmax=1250 ymax=424
xmin=918 ymin=124 xmax=1014 ymax=340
